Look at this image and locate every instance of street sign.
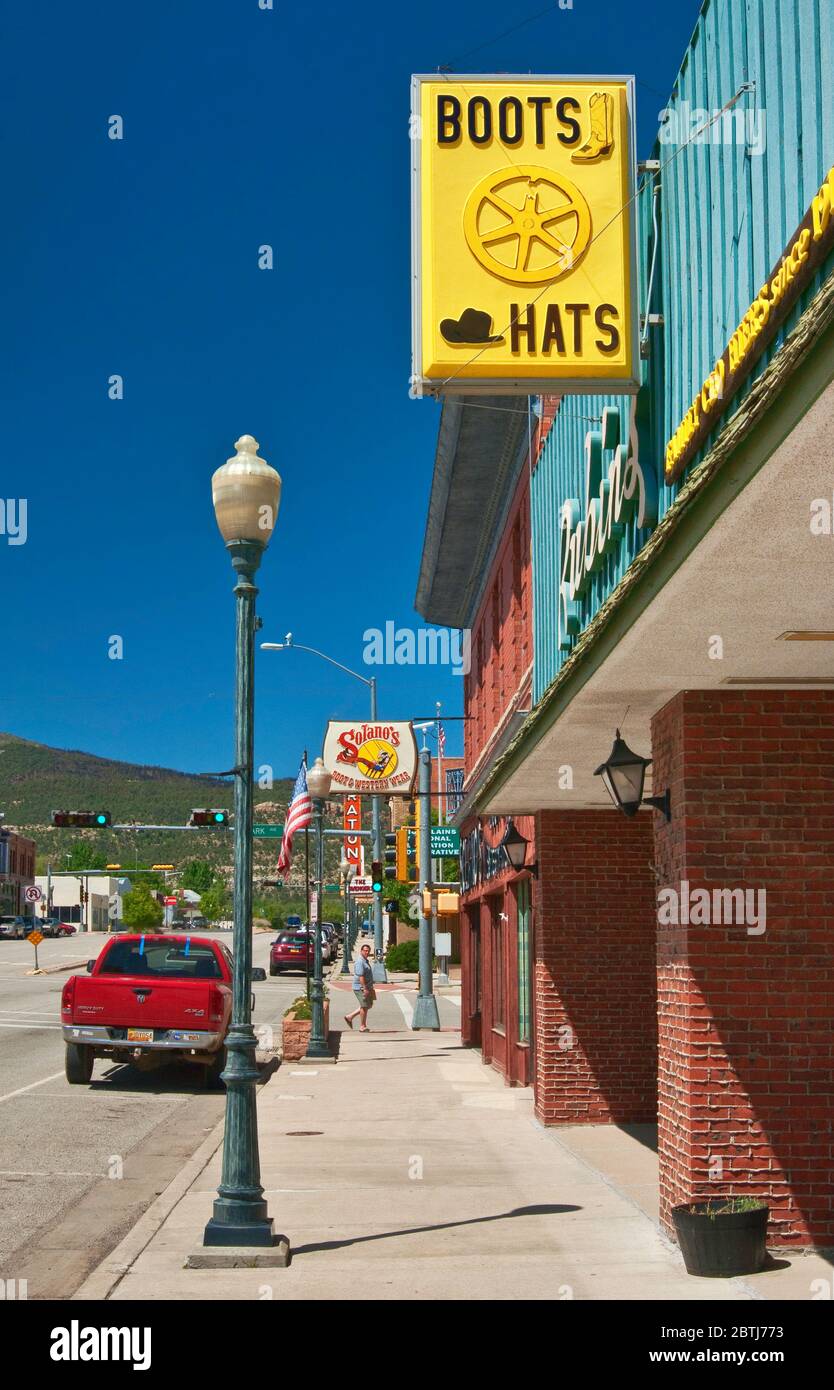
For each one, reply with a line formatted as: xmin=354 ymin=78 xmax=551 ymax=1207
xmin=24 ymin=885 xmax=42 ymax=903
xmin=163 ymin=896 xmax=177 ymax=906
xmin=27 ymin=930 xmax=44 ymax=947
xmin=431 ymin=826 xmax=460 ymax=856
xmin=435 ymin=931 xmax=452 ymax=957
xmin=349 ymin=876 xmax=373 ymax=896
xmin=411 ymin=75 xmax=639 ymax=396
xmin=325 ymin=883 xmax=339 ymax=892
xmin=252 ymin=824 xmax=284 ymax=839
xmin=406 ymin=826 xmax=461 ymax=856
xmin=324 ymin=720 xmax=418 ymax=796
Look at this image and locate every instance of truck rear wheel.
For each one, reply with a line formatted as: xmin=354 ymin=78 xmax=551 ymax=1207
xmin=65 ymin=1043 xmax=93 ymax=1085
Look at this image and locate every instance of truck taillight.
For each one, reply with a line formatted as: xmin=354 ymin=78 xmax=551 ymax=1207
xmin=208 ymin=986 xmax=224 ymax=1024
xmin=61 ymin=976 xmax=75 ymax=1017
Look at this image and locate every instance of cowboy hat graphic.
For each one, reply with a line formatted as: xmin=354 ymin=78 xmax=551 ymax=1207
xmin=440 ymin=307 xmax=505 ymax=345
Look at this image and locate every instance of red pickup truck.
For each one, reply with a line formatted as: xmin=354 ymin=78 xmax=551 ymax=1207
xmin=61 ymin=934 xmax=266 ymax=1086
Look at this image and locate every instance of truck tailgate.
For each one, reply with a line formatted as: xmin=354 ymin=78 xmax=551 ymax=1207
xmin=71 ymin=975 xmax=220 ymax=1030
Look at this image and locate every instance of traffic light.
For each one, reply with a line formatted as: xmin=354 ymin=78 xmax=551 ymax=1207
xmin=384 ymin=832 xmax=397 ymax=880
xmin=371 ymin=861 xmax=383 ymax=894
xmin=383 ymin=897 xmax=398 ymax=914
xmin=188 ymin=809 xmax=229 ymax=827
xmin=395 ymin=826 xmax=408 ymax=881
xmin=394 ymin=826 xmax=418 ymax=882
xmin=51 ymin=810 xmax=111 ymax=828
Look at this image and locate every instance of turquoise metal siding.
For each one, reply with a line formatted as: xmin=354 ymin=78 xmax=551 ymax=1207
xmin=532 ymin=0 xmax=834 ymax=702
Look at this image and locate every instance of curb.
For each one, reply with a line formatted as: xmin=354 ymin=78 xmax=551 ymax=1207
xmin=73 ymin=1111 xmax=228 ymax=1301
xmin=33 ymin=958 xmax=89 ymax=976
xmin=73 ymin=955 xmax=337 ymax=1296
xmin=73 ymin=962 xmax=292 ymax=1300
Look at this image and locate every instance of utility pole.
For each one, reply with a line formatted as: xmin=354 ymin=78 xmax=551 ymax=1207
xmin=412 ymin=747 xmax=440 ymax=1030
xmin=369 ymin=677 xmax=387 ymax=984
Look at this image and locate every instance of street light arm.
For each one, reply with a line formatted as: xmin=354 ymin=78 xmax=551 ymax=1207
xmin=260 ymin=641 xmax=372 ymax=689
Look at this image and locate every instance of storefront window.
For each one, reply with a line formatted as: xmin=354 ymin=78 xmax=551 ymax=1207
xmin=516 ymin=879 xmax=531 ymax=1044
xmin=492 ymin=899 xmax=505 ymax=1030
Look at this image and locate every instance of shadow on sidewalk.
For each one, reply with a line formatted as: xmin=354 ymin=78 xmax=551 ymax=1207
xmin=292 ymin=1203 xmax=581 ymax=1257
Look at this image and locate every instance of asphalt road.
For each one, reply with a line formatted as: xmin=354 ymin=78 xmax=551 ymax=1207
xmin=0 ymin=928 xmax=323 ymax=1298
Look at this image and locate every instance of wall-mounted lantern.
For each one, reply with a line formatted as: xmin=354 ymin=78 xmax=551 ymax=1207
xmin=502 ymin=822 xmax=538 ymax=876
xmin=594 ymin=730 xmax=671 ymax=822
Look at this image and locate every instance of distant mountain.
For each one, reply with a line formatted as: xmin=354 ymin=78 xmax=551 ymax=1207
xmin=0 ymin=732 xmax=303 ymax=878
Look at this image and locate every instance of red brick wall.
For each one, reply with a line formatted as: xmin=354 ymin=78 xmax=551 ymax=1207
xmin=652 ymin=689 xmax=834 ymax=1246
xmin=533 ymin=809 xmax=657 ymax=1125
xmin=464 ymin=454 xmax=533 ymax=778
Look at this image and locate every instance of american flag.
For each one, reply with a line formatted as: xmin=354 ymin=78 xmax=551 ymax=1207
xmin=438 ymin=722 xmax=446 ymax=757
xmin=277 ymin=759 xmax=312 ymax=873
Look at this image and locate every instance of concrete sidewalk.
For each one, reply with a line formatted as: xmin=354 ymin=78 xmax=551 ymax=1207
xmin=78 ymin=976 xmax=812 ymax=1302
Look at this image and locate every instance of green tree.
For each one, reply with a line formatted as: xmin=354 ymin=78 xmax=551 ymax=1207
xmin=180 ymin=859 xmax=217 ymax=894
xmin=64 ymin=842 xmax=108 ymax=872
xmin=199 ymin=884 xmax=230 ymax=923
xmin=122 ymin=881 xmax=164 ymax=932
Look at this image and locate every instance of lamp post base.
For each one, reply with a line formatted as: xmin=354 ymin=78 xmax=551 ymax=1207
xmin=188 ymin=1235 xmax=290 ymax=1268
xmin=202 ymin=1208 xmax=276 ymax=1247
xmin=412 ymin=995 xmax=441 ymax=1030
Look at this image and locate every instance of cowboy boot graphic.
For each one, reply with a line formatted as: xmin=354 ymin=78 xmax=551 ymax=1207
xmin=572 ymin=92 xmax=615 ymax=162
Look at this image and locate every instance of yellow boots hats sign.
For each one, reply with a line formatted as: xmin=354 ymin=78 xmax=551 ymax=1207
xmin=411 ymin=75 xmax=639 ymax=395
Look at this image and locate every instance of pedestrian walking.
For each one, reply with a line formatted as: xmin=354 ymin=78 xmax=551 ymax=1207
xmin=344 ymin=943 xmax=375 ymax=1032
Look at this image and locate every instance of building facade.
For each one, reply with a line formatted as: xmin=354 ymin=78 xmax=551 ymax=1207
xmin=415 ymin=0 xmax=834 ymax=1248
xmin=0 ymin=829 xmax=36 ymax=914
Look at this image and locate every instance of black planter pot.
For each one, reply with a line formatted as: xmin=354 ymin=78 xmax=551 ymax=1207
xmin=672 ymin=1200 xmax=769 ymax=1277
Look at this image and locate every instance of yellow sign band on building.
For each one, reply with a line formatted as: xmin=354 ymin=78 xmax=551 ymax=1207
xmin=411 ymin=74 xmax=639 ymax=396
xmin=664 ymin=160 xmax=834 ymax=484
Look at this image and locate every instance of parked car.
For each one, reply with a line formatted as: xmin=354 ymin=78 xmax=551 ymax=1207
xmin=321 ymin=922 xmax=338 ymax=957
xmin=0 ymin=916 xmax=28 ymax=940
xmin=60 ymin=933 xmax=266 ymax=1085
xmin=53 ymin=922 xmax=77 ymax=937
xmin=269 ymin=930 xmax=315 ymax=976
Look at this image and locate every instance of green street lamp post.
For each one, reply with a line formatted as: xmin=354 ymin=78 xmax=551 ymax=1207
xmin=340 ymin=856 xmax=354 ymax=975
xmin=202 ymin=435 xmax=282 ymax=1251
xmin=305 ymin=758 xmax=334 ymax=1059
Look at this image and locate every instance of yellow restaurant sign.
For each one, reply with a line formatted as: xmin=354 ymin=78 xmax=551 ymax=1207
xmin=411 ymin=75 xmax=639 ymax=396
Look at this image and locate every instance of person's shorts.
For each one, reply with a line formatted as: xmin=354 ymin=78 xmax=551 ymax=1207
xmin=353 ymin=987 xmax=373 ymax=1009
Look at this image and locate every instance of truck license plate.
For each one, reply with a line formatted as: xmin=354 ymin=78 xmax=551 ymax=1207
xmin=127 ymin=1028 xmax=154 ymax=1043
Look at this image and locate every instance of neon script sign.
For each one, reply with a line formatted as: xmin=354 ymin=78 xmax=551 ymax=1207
xmin=558 ymin=399 xmax=657 ymax=651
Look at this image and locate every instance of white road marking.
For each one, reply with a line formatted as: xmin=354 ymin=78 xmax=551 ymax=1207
xmin=441 ymin=994 xmax=461 ymax=1007
xmin=393 ymin=991 xmax=414 ymax=1028
xmin=0 ymin=1022 xmax=62 ymax=1030
xmin=0 ymin=1170 xmax=100 ymax=1178
xmin=0 ymin=1072 xmax=65 ymax=1104
xmin=0 ymin=1012 xmax=61 ymax=1019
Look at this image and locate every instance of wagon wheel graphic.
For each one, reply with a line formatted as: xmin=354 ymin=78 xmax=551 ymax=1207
xmin=463 ymin=165 xmax=592 ymax=285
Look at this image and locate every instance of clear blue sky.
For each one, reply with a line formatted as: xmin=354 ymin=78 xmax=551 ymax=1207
xmin=2 ymin=0 xmax=697 ymax=776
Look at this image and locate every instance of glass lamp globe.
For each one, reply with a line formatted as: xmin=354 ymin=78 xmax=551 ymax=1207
xmin=212 ymin=435 xmax=282 ymax=547
xmin=307 ymin=757 xmax=332 ymax=800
